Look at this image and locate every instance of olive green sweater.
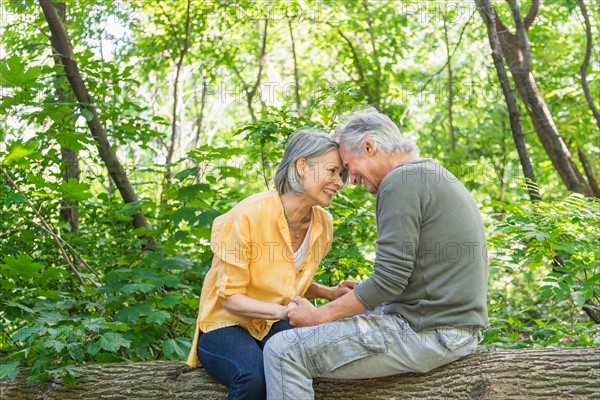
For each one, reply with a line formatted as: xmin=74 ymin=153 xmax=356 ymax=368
xmin=354 ymin=159 xmax=489 ymax=331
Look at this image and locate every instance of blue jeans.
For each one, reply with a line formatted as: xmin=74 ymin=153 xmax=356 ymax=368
xmin=197 ymin=320 xmax=294 ymax=400
xmin=264 ymin=314 xmax=480 ymax=399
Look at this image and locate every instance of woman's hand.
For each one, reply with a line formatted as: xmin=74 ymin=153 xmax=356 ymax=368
xmin=278 ymin=301 xmax=298 ymax=320
xmin=329 ymin=280 xmax=358 ymax=300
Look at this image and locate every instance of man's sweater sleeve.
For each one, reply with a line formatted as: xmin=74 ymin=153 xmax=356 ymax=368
xmin=354 ymin=171 xmax=425 ymax=310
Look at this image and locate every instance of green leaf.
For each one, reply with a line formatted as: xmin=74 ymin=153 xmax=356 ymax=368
xmin=88 ymin=332 xmax=131 ymax=355
xmin=59 ymin=180 xmax=93 ymax=201
xmin=159 ymin=293 xmax=182 ymax=307
xmin=80 ymin=108 xmax=94 ymax=122
xmin=171 ymin=207 xmax=199 ymax=224
xmin=56 ymin=131 xmax=89 ymax=151
xmin=161 ymin=337 xmax=190 ymax=360
xmin=174 ymin=167 xmax=198 ymax=181
xmin=146 ymin=310 xmax=171 ymax=324
xmin=120 ymin=283 xmax=155 ymax=295
xmin=3 ymin=140 xmax=39 ymax=165
xmin=162 ymin=256 xmax=193 ymax=270
xmin=82 ymin=318 xmax=107 ymax=332
xmin=0 ymin=361 xmax=20 ymax=381
xmin=118 ymin=201 xmax=142 ymax=216
xmin=197 ymin=209 xmax=220 ymax=227
xmin=114 ymin=302 xmax=152 ymax=323
xmin=0 ymin=254 xmax=44 ymax=281
xmin=0 ymin=55 xmax=42 ymax=86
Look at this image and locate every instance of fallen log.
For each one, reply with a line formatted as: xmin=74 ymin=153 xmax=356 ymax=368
xmin=1 ymin=348 xmax=598 ymax=399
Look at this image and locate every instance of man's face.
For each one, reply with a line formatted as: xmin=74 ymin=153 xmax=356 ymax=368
xmin=338 ymin=142 xmax=382 ymax=194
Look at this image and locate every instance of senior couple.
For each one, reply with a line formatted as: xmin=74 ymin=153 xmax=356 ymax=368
xmin=186 ymin=107 xmax=488 ymax=399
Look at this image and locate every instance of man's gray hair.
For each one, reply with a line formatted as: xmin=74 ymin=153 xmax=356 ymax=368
xmin=333 ymin=107 xmax=419 ymax=156
xmin=274 ymin=128 xmax=346 ymax=195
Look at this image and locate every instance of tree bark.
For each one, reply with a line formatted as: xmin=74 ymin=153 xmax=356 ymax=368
xmin=38 ymin=0 xmax=149 ymax=231
xmin=1 ymin=348 xmax=598 ymax=399
xmin=476 ymin=0 xmax=541 ymax=203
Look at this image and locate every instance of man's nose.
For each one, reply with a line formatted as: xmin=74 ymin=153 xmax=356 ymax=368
xmin=350 ymin=172 xmax=358 ymax=185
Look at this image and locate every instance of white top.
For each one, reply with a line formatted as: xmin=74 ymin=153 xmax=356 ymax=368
xmin=294 ymin=219 xmax=313 ymax=269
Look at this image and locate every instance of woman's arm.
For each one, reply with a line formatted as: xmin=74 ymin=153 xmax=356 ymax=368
xmin=304 ymin=281 xmax=357 ymax=301
xmin=220 ymin=293 xmax=296 ymax=320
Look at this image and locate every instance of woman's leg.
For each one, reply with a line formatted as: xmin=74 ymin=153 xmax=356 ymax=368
xmin=198 ymin=326 xmax=266 ymax=400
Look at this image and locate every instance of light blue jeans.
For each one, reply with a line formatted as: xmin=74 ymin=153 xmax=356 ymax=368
xmin=263 ymin=313 xmax=480 ymax=400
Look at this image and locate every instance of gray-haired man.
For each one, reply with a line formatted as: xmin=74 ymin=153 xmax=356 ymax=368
xmin=264 ymin=107 xmax=488 ymax=399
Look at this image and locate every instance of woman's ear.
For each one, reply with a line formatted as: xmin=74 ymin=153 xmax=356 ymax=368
xmin=296 ymin=157 xmax=307 ymax=178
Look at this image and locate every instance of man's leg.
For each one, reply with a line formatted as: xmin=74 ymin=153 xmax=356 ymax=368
xmin=264 ymin=314 xmax=479 ymax=400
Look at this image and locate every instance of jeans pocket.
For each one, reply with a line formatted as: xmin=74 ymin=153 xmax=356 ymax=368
xmin=435 ymin=328 xmax=476 ymax=351
xmin=310 ymin=328 xmax=388 ymax=375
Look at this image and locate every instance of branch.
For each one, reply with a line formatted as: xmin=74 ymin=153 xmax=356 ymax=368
xmin=326 ymin=21 xmax=374 ymax=105
xmin=248 ymin=20 xmax=269 ymax=101
xmin=287 ymin=18 xmax=302 ymax=112
xmin=362 ymin=0 xmax=381 ymax=102
xmin=0 ymin=166 xmax=84 ymax=285
xmin=157 ymin=1 xmax=183 ymax=53
xmin=506 ymin=0 xmax=532 ymax=72
xmin=417 ymin=12 xmax=474 ymax=96
xmin=165 ymin=0 xmax=193 ymax=182
xmin=523 ymin=0 xmax=542 ymax=31
xmin=577 ymin=146 xmax=600 ymax=197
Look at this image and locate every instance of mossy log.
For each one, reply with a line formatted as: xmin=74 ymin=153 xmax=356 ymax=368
xmin=1 ymin=347 xmax=599 ymax=399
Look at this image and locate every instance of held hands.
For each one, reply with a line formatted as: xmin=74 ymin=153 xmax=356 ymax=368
xmin=287 ymin=296 xmax=319 ymax=327
xmin=278 ymin=301 xmax=298 ymax=320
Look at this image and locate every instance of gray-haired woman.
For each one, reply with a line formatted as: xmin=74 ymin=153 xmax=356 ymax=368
xmin=186 ymin=129 xmax=352 ymax=400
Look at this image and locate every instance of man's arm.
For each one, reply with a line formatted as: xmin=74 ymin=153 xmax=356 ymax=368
xmin=287 ymin=290 xmax=367 ymax=327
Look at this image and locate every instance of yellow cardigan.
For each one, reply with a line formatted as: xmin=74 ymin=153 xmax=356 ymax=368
xmin=186 ymin=190 xmax=333 ymax=367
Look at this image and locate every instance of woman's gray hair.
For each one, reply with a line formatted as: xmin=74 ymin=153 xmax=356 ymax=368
xmin=333 ymin=107 xmax=419 ymax=156
xmin=274 ymin=128 xmax=347 ymax=195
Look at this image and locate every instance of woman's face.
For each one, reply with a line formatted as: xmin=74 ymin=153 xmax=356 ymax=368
xmin=299 ymin=150 xmax=345 ymax=207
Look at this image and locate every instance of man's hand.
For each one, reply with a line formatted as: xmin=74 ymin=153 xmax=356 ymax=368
xmin=287 ymin=296 xmax=319 ymax=327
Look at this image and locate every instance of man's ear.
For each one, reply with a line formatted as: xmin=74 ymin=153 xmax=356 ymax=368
xmin=363 ymin=136 xmax=376 ymax=156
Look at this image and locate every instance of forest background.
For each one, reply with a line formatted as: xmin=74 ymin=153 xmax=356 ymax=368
xmin=0 ymin=0 xmax=598 ymax=383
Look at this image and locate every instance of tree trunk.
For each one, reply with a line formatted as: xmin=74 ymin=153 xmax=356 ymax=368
xmin=442 ymin=16 xmax=456 ymax=153
xmin=484 ymin=0 xmax=594 ymax=197
xmin=577 ymin=0 xmax=600 ymax=132
xmin=164 ymin=0 xmax=192 ymax=182
xmin=49 ymin=2 xmax=80 ymax=233
xmin=476 ymin=0 xmax=541 ymax=203
xmin=1 ymin=348 xmax=598 ymax=399
xmin=39 ymin=0 xmax=149 ymax=232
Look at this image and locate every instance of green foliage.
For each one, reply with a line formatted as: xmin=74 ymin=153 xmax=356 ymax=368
xmin=484 ymin=195 xmax=600 ymax=348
